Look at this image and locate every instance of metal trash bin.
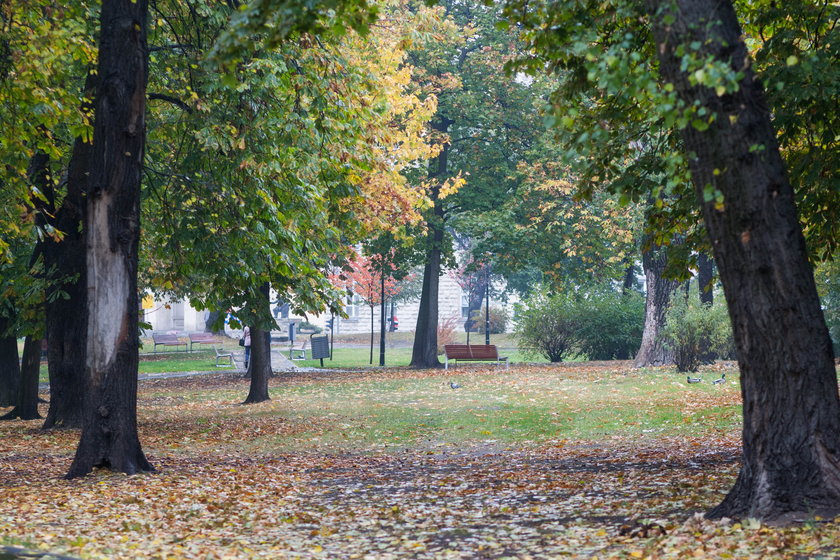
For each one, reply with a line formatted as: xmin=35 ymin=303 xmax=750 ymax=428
xmin=310 ymin=334 xmax=330 ymax=367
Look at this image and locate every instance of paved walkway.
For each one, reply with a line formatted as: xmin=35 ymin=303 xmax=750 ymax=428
xmin=38 ymin=348 xmax=325 ymax=390
xmin=137 ymin=347 xmax=323 ymax=381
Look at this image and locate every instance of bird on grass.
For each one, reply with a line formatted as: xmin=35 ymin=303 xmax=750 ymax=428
xmin=449 ymin=381 xmax=462 ymax=390
xmin=687 ymin=376 xmax=702 ymax=384
xmin=712 ymin=373 xmax=726 ymax=385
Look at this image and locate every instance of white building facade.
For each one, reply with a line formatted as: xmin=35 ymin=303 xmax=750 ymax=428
xmin=144 ymin=270 xmax=514 ymax=337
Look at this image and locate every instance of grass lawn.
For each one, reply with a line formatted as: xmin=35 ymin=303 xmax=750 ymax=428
xmin=36 ymin=341 xmax=546 ymax=381
xmin=4 ymin=361 xmax=839 ymax=559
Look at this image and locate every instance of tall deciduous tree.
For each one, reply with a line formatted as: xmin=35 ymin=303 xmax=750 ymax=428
xmin=0 ymin=2 xmax=97 ymax=429
xmin=67 ymin=0 xmax=153 ymax=478
xmin=2 ymin=150 xmax=54 ymax=422
xmin=650 ymin=0 xmax=840 ymax=521
xmin=142 ymin=0 xmax=438 ymax=402
xmin=336 ymin=250 xmax=404 ymax=365
xmin=409 ymin=0 xmax=536 ymax=367
xmin=502 ymin=0 xmax=840 ymax=521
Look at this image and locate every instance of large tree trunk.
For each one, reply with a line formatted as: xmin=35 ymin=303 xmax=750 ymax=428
xmin=411 ymin=210 xmax=445 ymax=368
xmin=243 ymin=283 xmax=271 ymax=404
xmin=651 ymin=0 xmax=840 ymax=522
xmin=633 ymin=243 xmax=680 ymax=367
xmin=1 ymin=336 xmax=42 ymax=421
xmin=410 ymin=120 xmax=450 ymax=369
xmin=42 ymin=75 xmax=94 ymax=430
xmin=67 ymin=0 xmax=152 ymax=479
xmin=0 ymin=317 xmax=20 ymax=408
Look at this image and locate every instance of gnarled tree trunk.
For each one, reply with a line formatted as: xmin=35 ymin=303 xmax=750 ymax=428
xmin=633 ymin=242 xmax=679 ymax=367
xmin=67 ymin=0 xmax=152 ymax=478
xmin=42 ymin=75 xmax=94 ymax=430
xmin=650 ymin=0 xmax=840 ymax=522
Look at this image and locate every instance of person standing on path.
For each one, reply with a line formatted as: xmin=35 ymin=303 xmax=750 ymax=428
xmin=243 ymin=326 xmax=251 ymax=369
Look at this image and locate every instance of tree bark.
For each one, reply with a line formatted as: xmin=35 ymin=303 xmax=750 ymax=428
xmin=410 ymin=120 xmax=450 ymax=369
xmin=410 ymin=205 xmax=445 ymax=368
xmin=42 ymin=74 xmax=95 ymax=430
xmin=697 ymin=252 xmax=714 ymax=305
xmin=67 ymin=0 xmax=152 ymax=478
xmin=650 ymin=0 xmax=840 ymax=522
xmin=243 ymin=282 xmax=271 ymax=404
xmin=0 ymin=317 xmax=20 ymax=408
xmin=633 ymin=243 xmax=679 ymax=367
xmin=1 ymin=336 xmax=43 ymax=421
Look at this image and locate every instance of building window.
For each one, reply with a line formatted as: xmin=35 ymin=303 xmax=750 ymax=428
xmin=461 ymin=293 xmax=471 ymax=318
xmin=345 ymin=294 xmax=362 ymax=318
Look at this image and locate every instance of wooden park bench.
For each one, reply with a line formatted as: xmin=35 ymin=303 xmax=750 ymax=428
xmin=152 ymin=333 xmax=187 ymax=353
xmin=188 ymin=332 xmax=216 ymax=352
xmin=443 ymin=344 xmax=509 ymax=370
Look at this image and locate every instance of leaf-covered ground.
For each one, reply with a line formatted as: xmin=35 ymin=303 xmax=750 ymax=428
xmin=2 ymin=363 xmax=839 ymax=559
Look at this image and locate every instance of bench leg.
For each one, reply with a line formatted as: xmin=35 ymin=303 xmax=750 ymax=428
xmin=445 ymin=356 xmax=449 ymax=370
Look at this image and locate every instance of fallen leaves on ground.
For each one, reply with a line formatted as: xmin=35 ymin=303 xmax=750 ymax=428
xmin=1 ymin=363 xmax=838 ymax=559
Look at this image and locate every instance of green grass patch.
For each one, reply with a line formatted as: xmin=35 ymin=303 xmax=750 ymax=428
xmin=162 ymin=364 xmax=744 ymax=454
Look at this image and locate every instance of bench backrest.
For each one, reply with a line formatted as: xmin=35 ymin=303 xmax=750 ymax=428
xmin=189 ymin=333 xmax=214 ymax=342
xmin=444 ymin=344 xmax=499 ymax=359
xmin=154 ymin=334 xmax=182 ymax=343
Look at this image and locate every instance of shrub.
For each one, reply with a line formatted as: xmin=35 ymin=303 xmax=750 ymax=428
xmin=514 ymin=291 xmax=581 ymax=362
xmin=662 ymin=295 xmax=734 ymax=372
xmin=576 ymin=292 xmax=645 ymax=360
xmin=437 ymin=315 xmax=459 ymax=354
xmin=471 ymin=305 xmax=510 ymax=334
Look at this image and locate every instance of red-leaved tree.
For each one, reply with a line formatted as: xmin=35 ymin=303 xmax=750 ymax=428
xmin=336 ymin=251 xmax=403 ymax=364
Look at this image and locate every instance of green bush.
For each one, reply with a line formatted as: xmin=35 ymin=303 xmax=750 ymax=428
xmin=576 ymin=292 xmax=645 ymax=360
xmin=470 ymin=305 xmax=509 ymax=334
xmin=514 ymin=291 xmax=580 ymax=362
xmin=661 ymin=295 xmax=734 ymax=372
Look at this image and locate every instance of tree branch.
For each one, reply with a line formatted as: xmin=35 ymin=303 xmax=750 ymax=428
xmin=148 ymin=93 xmax=193 ymax=114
